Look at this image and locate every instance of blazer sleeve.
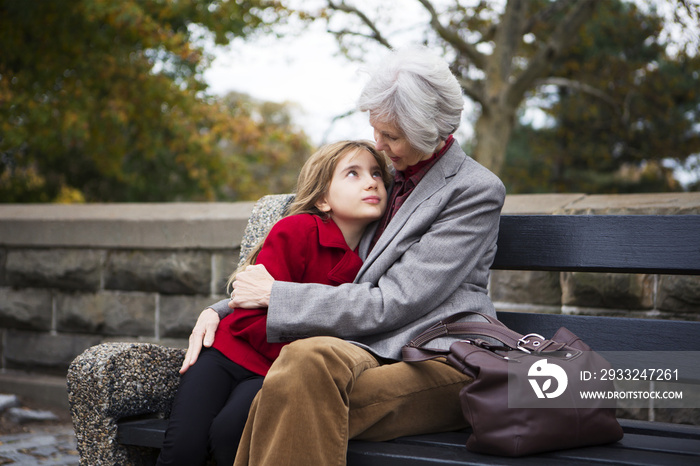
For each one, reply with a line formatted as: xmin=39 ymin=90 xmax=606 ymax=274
xmin=266 ymin=163 xmax=505 ymax=342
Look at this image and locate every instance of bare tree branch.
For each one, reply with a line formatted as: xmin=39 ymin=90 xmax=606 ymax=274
xmin=322 ymin=108 xmax=358 ymax=144
xmin=536 ymin=77 xmax=617 ymax=108
xmin=491 ymin=0 xmax=527 ymax=81
xmin=417 ymin=0 xmax=486 ymax=70
xmin=457 ymin=77 xmax=486 ymax=107
xmin=328 ymin=28 xmax=389 ymax=45
xmin=507 ymin=0 xmax=597 ymax=108
xmin=326 ymin=1 xmax=392 ymax=49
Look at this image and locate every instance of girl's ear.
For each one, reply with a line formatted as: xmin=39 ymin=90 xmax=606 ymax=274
xmin=315 ymin=195 xmax=331 ymax=213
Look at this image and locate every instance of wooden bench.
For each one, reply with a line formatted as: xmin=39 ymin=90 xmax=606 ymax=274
xmin=67 ymin=195 xmax=700 ymax=465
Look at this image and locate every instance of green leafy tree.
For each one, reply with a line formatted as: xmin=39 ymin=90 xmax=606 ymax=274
xmin=502 ymin=1 xmax=700 ymax=193
xmin=0 ymin=0 xmax=310 ymax=202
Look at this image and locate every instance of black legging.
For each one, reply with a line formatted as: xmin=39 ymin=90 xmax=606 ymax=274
xmin=156 ymin=348 xmax=264 ymax=466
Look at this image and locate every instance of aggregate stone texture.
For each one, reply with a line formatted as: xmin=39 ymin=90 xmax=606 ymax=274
xmin=237 ymin=194 xmax=295 ymax=268
xmin=66 ymin=194 xmax=294 ymax=465
xmin=67 ymin=342 xmax=184 ymax=465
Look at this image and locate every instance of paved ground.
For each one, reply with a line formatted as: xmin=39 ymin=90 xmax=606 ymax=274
xmin=0 ymin=424 xmax=78 ymax=465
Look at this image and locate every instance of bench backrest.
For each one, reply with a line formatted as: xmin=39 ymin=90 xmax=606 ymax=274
xmin=242 ymin=197 xmax=700 ymax=275
xmin=492 ymin=214 xmax=700 ymax=382
xmin=493 ymin=215 xmax=700 ymax=275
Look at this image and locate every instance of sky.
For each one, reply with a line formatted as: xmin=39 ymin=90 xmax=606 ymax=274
xmin=201 ymin=0 xmax=456 ymax=146
xmin=203 ymin=20 xmax=375 ymax=146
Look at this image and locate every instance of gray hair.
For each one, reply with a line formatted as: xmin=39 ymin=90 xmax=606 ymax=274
xmin=358 ymin=46 xmax=464 ymax=155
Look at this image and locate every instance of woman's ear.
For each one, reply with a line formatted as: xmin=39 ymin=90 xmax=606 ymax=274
xmin=315 ymin=196 xmax=331 ymax=213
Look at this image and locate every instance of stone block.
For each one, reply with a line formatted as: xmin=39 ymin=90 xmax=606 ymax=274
xmin=56 ymin=291 xmax=156 ymax=337
xmin=0 ymin=248 xmax=6 ymax=286
xmin=105 ymin=250 xmax=211 ymax=295
xmin=0 ymin=287 xmax=52 ymax=331
xmin=657 ymin=275 xmax=700 ymax=316
xmin=560 ymin=192 xmax=700 ymax=215
xmin=6 ymin=248 xmax=102 ymax=291
xmin=501 ymin=194 xmax=585 ymax=214
xmin=213 ymin=250 xmax=240 ymax=295
xmin=4 ymin=331 xmax=101 ymax=373
xmin=490 ymin=270 xmax=562 ymax=305
xmin=561 ymin=272 xmax=654 ymax=310
xmin=159 ymin=295 xmax=228 ymax=339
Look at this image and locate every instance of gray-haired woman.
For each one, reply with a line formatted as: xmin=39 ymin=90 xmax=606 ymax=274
xmin=184 ymin=46 xmax=506 ymax=465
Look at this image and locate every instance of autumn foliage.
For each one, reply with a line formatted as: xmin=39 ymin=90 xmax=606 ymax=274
xmin=0 ymin=0 xmax=311 ymax=202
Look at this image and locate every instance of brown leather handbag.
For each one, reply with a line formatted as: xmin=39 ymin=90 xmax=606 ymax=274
xmin=402 ymin=312 xmax=624 ymax=457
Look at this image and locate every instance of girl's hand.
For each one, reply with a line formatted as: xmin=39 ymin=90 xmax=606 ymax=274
xmin=229 ymin=264 xmax=274 ymax=309
xmin=179 ymin=308 xmax=220 ymax=374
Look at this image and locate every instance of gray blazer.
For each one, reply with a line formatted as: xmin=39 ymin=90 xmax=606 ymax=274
xmin=213 ymin=143 xmax=505 ymax=360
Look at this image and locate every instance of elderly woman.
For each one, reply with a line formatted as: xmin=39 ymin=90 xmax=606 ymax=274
xmin=183 ymin=46 xmax=505 ymax=465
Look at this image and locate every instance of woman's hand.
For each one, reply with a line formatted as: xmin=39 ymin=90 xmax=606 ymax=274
xmin=179 ymin=308 xmax=220 ymax=374
xmin=229 ymin=264 xmax=274 ymax=309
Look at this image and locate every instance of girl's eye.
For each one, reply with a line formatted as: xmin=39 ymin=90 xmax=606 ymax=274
xmin=373 ymin=171 xmax=383 ymax=178
xmin=348 ymin=170 xmax=358 ymax=177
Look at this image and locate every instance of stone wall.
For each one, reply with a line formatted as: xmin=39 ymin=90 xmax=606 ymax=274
xmin=0 ymin=202 xmax=255 ymax=377
xmin=0 ymin=193 xmax=698 ymax=379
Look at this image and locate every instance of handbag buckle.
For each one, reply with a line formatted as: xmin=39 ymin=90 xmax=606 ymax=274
xmin=517 ymin=333 xmax=545 ymax=353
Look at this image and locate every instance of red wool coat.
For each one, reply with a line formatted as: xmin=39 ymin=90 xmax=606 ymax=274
xmin=212 ymin=214 xmax=363 ymax=376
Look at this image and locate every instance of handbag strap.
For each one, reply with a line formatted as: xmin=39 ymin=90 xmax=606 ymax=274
xmin=402 ymin=311 xmax=569 ymax=362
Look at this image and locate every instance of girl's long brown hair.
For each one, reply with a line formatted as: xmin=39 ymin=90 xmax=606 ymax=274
xmin=226 ymin=140 xmax=391 ymax=291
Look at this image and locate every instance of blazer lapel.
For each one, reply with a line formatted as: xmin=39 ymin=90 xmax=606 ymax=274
xmin=356 ymin=144 xmax=465 ymax=279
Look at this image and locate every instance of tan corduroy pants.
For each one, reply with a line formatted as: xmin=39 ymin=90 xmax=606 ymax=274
xmin=233 ymin=336 xmax=471 ymax=466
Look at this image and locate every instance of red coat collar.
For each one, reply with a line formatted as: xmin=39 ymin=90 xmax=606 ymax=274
xmin=312 ymin=215 xmax=363 ymax=284
xmin=313 ymin=215 xmax=352 ymax=250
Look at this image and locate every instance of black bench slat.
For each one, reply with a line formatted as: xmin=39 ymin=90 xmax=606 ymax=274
xmin=614 ymin=433 xmax=700 ymax=457
xmin=118 ymin=417 xmax=700 ymax=464
xmin=557 ymin=435 xmax=700 ymax=465
xmin=497 ymin=311 xmax=700 ymax=352
xmin=349 ymin=436 xmax=700 ymax=466
xmin=548 ymin=442 xmax=698 ymax=466
xmin=392 ymin=428 xmax=700 ymax=457
xmin=388 ymin=432 xmax=700 ymax=465
xmin=493 ymin=215 xmax=700 ymax=275
xmin=347 ymin=439 xmax=587 ymax=465
xmin=618 ymin=418 xmax=700 ymax=439
xmin=116 ymin=418 xmax=167 ymax=448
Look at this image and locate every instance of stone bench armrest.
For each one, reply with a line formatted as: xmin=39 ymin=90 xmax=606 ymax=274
xmin=67 ymin=342 xmax=184 ymax=464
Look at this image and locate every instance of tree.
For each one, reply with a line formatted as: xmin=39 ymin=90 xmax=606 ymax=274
xmin=0 ymin=0 xmax=310 ymax=202
xmin=217 ymin=92 xmax=312 ymax=200
xmin=308 ymin=0 xmax=598 ymax=175
xmin=299 ymin=0 xmax=698 ymax=181
xmin=502 ymin=0 xmax=700 ymax=193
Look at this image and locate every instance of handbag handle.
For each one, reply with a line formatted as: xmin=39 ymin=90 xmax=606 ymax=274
xmin=402 ymin=311 xmax=568 ymax=362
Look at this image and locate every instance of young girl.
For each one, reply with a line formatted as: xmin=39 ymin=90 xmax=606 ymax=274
xmin=156 ymin=140 xmax=391 ymax=466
